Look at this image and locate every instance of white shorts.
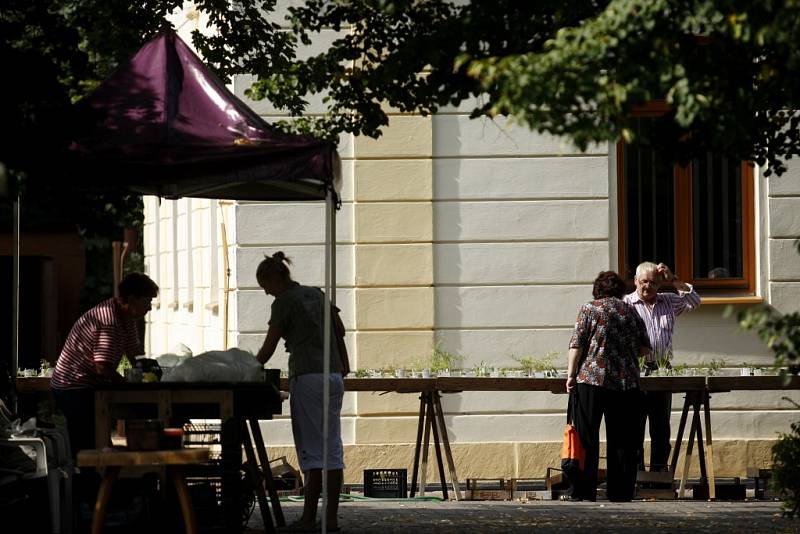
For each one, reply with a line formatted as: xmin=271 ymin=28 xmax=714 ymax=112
xmin=289 ymin=373 xmax=345 ymax=472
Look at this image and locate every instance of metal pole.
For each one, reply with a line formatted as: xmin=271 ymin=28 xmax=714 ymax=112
xmin=321 ymin=190 xmax=333 ymax=534
xmin=11 ymin=196 xmax=20 ymax=388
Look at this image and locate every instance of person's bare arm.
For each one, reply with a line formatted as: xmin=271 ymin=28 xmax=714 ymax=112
xmin=257 ymin=325 xmax=282 ymax=365
xmin=566 ymin=347 xmax=582 ymax=393
xmin=95 ymin=361 xmax=124 ymax=383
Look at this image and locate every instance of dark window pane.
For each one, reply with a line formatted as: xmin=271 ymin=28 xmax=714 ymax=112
xmin=623 ymin=118 xmax=675 ymax=279
xmin=692 ymin=155 xmax=743 ymax=279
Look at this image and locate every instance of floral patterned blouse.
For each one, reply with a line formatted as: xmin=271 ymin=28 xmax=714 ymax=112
xmin=569 ymin=297 xmax=650 ymax=391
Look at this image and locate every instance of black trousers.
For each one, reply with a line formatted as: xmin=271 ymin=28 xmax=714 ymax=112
xmin=639 ymin=391 xmax=672 ymax=471
xmin=573 ymin=383 xmax=642 ymax=501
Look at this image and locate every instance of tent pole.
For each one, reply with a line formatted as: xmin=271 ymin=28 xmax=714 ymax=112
xmin=321 ymin=190 xmax=333 ymax=534
xmin=11 ymin=196 xmax=20 ymax=389
xmin=331 ymin=195 xmax=336 ymax=306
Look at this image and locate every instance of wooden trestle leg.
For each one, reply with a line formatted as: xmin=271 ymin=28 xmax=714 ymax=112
xmin=248 ymin=417 xmax=286 ymax=526
xmin=410 ymin=393 xmax=427 ymax=497
xmin=433 ymin=392 xmax=462 ymax=500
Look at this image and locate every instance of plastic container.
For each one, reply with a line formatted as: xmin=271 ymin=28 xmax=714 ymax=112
xmin=363 ymin=469 xmax=407 ymax=498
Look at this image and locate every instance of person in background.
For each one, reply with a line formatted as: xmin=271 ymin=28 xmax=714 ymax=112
xmin=255 ymin=251 xmax=349 ymax=533
xmin=51 ymin=273 xmax=158 ymax=456
xmin=624 ymin=262 xmax=701 ymax=472
xmin=567 ymin=271 xmax=651 ymax=501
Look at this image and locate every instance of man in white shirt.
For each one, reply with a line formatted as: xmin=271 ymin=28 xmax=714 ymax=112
xmin=624 ymin=262 xmax=701 ymax=471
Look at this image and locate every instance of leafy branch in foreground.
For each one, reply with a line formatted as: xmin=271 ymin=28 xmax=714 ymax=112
xmin=730 ymin=305 xmax=800 ymax=381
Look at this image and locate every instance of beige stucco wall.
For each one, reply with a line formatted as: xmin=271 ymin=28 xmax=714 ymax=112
xmin=142 ymin=2 xmax=800 ymax=484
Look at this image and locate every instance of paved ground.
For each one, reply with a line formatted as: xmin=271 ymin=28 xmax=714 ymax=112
xmin=248 ymin=500 xmax=800 ymax=533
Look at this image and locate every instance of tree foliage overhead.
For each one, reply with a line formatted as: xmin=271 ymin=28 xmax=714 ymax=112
xmin=0 ymin=0 xmax=183 ymax=175
xmin=468 ymin=0 xmax=800 ymax=175
xmin=201 ymin=0 xmax=800 ymax=175
xmin=237 ymin=0 xmax=609 ymax=139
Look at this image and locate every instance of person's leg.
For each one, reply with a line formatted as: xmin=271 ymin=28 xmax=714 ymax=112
xmin=605 ymin=389 xmax=640 ymax=501
xmin=324 ymin=375 xmax=345 ymax=529
xmin=52 ymin=388 xmax=96 ymax=457
xmin=648 ymin=391 xmax=673 ymax=471
xmin=289 ymin=374 xmax=345 ymax=529
xmin=300 ymin=469 xmax=322 ymax=527
xmin=326 ymin=469 xmax=343 ymax=528
xmin=573 ymin=384 xmax=603 ymax=501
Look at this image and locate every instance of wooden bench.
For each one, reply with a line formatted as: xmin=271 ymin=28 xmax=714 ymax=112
xmin=77 ymin=448 xmax=210 ymax=534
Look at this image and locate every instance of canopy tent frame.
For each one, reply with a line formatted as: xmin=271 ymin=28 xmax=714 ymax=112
xmin=10 ymin=27 xmax=341 ymax=534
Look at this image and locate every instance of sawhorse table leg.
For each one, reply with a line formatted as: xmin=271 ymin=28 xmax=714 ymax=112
xmin=673 ymin=390 xmax=716 ymax=500
xmin=248 ymin=417 xmax=286 ymax=527
xmin=409 ymin=390 xmax=461 ymax=500
xmin=432 ymin=392 xmax=462 ymax=500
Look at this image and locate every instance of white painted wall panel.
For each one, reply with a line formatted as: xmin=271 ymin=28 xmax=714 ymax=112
xmin=769 ymin=239 xmax=800 ymax=280
xmin=769 ymin=282 xmax=800 ymax=314
xmin=768 ymin=197 xmax=800 ymax=237
xmin=433 ymin=157 xmax=608 ymax=200
xmin=433 ymin=115 xmax=607 ymax=157
xmin=236 ymin=245 xmax=355 ymax=289
xmin=434 ymin=242 xmax=609 ymax=285
xmin=435 ymin=285 xmax=591 ymax=329
xmin=236 ymin=202 xmax=354 ymax=245
xmin=433 ymin=200 xmax=608 ymax=242
xmin=767 ymin=162 xmax=800 ymax=195
xmin=434 ymin=328 xmax=572 ymax=368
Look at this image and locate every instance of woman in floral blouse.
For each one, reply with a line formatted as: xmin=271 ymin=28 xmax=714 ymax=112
xmin=566 ymin=271 xmax=651 ymax=502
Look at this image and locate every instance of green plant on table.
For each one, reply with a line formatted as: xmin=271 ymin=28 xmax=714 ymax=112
xmin=354 ymin=369 xmax=369 ymax=378
xmin=429 ymin=342 xmax=463 ymax=373
xmin=698 ymin=358 xmax=726 ymax=376
xmin=535 ymin=352 xmax=559 ymax=375
xmin=671 ymin=363 xmax=689 ymax=377
xmin=511 ymin=354 xmax=536 ymax=374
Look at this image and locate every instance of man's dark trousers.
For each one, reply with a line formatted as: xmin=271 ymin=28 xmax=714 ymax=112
xmin=640 ymin=391 xmax=672 ymax=471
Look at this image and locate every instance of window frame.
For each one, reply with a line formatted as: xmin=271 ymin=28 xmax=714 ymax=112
xmin=616 ymin=103 xmax=756 ymax=294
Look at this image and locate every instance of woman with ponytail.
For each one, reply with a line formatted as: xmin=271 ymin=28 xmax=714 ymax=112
xmin=255 ymin=251 xmax=348 ymax=532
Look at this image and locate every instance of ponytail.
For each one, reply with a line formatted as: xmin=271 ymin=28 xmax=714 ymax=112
xmin=256 ymin=251 xmax=292 ymax=286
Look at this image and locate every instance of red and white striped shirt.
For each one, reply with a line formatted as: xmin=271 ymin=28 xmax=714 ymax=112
xmin=623 ymin=286 xmax=701 ymax=364
xmin=51 ymin=299 xmax=141 ymax=390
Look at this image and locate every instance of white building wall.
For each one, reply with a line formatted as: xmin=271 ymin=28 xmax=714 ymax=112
xmin=140 ymin=1 xmax=800 ymax=477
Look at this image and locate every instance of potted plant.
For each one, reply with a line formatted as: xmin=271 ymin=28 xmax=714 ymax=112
xmin=698 ymin=358 xmax=725 ymax=376
xmin=354 ymin=369 xmax=369 ymax=378
xmin=511 ymin=354 xmax=536 ymax=377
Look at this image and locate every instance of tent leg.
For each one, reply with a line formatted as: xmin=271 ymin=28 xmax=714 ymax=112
xmin=321 ymin=191 xmax=334 ymax=534
xmin=11 ymin=196 xmax=20 ymax=389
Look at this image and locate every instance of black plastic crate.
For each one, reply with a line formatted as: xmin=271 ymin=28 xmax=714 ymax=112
xmin=364 ymin=469 xmax=408 ymax=498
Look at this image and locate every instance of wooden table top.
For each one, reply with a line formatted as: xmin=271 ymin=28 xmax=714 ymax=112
xmin=18 ymin=374 xmax=800 ymax=397
xmin=77 ymin=447 xmax=210 ymax=467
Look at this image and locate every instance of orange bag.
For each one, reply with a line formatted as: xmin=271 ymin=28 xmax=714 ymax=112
xmin=561 ymin=422 xmax=585 ymax=469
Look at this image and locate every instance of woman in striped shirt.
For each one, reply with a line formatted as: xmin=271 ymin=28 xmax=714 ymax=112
xmin=51 ymin=273 xmax=158 ymax=456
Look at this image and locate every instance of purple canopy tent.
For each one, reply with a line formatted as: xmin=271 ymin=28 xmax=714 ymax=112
xmin=11 ymin=28 xmax=339 ymax=530
xmin=63 ymin=28 xmax=340 ymax=200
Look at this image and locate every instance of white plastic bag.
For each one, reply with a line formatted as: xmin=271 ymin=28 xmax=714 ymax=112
xmin=161 ymin=348 xmax=262 ymax=383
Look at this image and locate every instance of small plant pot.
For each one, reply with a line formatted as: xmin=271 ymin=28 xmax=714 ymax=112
xmin=754 ymin=368 xmax=764 ymax=376
xmin=534 ymin=371 xmax=545 ymax=378
xmin=395 ymin=368 xmax=406 ymax=378
xmin=741 ymin=367 xmax=753 ymax=376
xmin=439 ymin=370 xmax=451 ymax=377
xmin=489 ymin=370 xmax=500 ymax=378
xmin=422 ymin=369 xmax=431 ymax=379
